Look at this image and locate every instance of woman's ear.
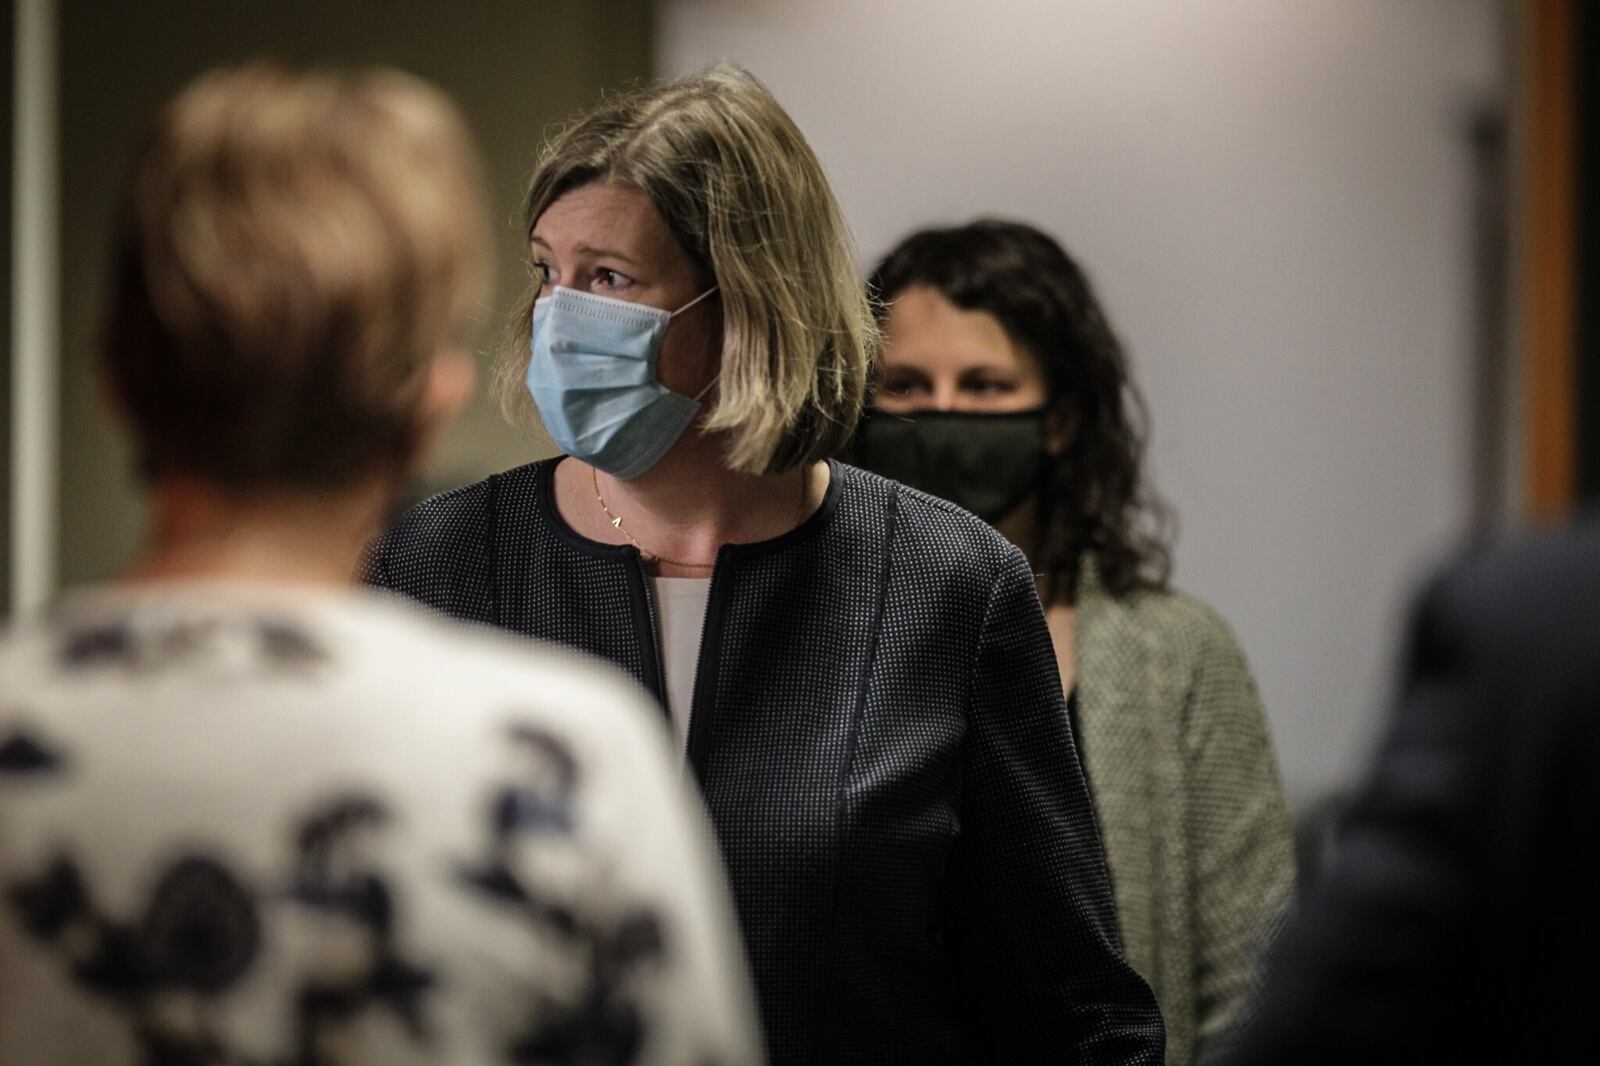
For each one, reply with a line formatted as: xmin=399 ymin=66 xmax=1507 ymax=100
xmin=408 ymin=348 xmax=477 ymax=464
xmin=1046 ymin=408 xmax=1076 ymax=458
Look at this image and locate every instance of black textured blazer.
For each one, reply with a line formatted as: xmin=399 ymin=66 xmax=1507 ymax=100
xmin=366 ymin=458 xmax=1164 ymax=1065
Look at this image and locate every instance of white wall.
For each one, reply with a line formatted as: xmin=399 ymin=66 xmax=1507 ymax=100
xmin=659 ymin=0 xmax=1506 ymax=803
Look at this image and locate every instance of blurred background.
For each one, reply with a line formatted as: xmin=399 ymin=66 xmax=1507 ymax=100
xmin=5 ymin=0 xmax=1595 ymax=813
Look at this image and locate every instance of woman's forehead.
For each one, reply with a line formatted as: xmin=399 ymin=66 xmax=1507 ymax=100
xmin=883 ymin=287 xmax=1036 ymax=372
xmin=531 ymin=183 xmax=671 ymax=256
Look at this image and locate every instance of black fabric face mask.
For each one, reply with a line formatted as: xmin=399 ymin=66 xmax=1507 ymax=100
xmin=853 ymin=408 xmax=1048 ymax=523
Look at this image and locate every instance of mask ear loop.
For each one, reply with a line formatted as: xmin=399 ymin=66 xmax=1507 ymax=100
xmin=672 ymin=286 xmax=722 ymax=403
xmin=670 ymin=285 xmax=719 ymax=318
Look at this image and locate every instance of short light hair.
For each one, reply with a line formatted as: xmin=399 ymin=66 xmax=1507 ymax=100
xmin=103 ymin=61 xmax=488 ymax=488
xmin=501 ymin=64 xmax=878 ymax=474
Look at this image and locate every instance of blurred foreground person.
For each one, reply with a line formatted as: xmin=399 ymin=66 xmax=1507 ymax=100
xmin=0 ymin=63 xmax=760 ymax=1066
xmin=1230 ymin=526 xmax=1600 ymax=1064
xmin=368 ymin=67 xmax=1163 ymax=1065
xmin=855 ymin=220 xmax=1296 ymax=1064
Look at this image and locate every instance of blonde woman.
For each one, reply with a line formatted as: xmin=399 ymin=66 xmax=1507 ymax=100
xmin=367 ymin=66 xmax=1164 ymax=1065
xmin=0 ymin=63 xmax=759 ymax=1065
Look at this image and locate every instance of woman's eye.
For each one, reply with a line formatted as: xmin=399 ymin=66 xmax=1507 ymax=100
xmin=533 ymin=260 xmax=555 ymax=290
xmin=967 ymin=379 xmax=1013 ymax=396
xmin=595 ymin=267 xmax=632 ymax=290
xmin=881 ymin=377 xmax=924 ymax=398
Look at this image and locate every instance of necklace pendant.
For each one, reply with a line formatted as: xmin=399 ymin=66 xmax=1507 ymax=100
xmin=611 ymin=516 xmax=623 ymax=529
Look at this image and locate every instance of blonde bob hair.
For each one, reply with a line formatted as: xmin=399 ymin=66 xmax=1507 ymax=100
xmin=502 ymin=64 xmax=878 ymax=475
xmin=104 ymin=61 xmax=488 ymax=488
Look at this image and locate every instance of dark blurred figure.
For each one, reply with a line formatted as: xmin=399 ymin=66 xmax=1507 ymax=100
xmin=1230 ymin=526 xmax=1600 ymax=1064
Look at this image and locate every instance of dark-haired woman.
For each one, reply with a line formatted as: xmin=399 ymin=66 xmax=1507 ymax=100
xmin=854 ymin=220 xmax=1296 ymax=1066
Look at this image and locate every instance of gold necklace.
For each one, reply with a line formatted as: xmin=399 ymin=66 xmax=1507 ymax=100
xmin=592 ymin=466 xmax=716 ymax=569
xmin=591 ymin=466 xmax=809 ymax=570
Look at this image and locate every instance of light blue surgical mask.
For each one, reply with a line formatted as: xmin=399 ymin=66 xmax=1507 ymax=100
xmin=526 ymin=285 xmax=719 ymax=479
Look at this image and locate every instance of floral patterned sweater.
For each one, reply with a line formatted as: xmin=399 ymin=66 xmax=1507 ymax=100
xmin=0 ymin=584 xmax=762 ymax=1066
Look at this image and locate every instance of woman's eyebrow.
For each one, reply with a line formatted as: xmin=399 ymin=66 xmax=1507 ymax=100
xmin=528 ymin=234 xmax=641 ymax=268
xmin=574 ymin=243 xmax=641 ymax=266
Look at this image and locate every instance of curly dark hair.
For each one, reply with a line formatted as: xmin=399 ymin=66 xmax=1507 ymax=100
xmin=867 ymin=219 xmax=1173 ymax=604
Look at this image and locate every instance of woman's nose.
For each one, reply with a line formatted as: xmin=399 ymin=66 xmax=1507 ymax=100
xmin=931 ymin=381 xmax=960 ymax=411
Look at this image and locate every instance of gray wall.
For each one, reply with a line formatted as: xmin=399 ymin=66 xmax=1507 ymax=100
xmin=56 ymin=0 xmax=647 ymax=586
xmin=659 ymin=0 xmax=1507 ymax=803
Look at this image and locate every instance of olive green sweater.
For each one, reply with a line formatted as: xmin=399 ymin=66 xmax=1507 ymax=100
xmin=1074 ymin=573 xmax=1296 ymax=1065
